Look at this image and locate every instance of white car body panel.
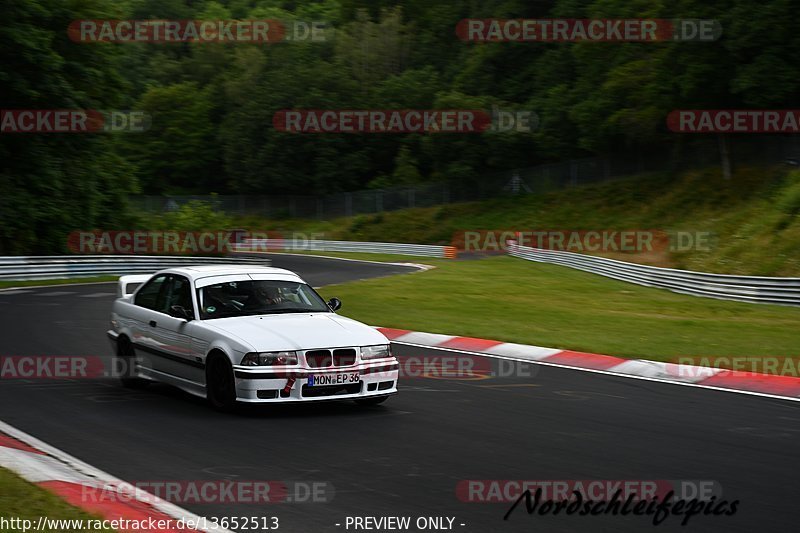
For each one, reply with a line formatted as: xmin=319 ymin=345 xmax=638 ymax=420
xmin=208 ymin=313 xmax=388 ymax=354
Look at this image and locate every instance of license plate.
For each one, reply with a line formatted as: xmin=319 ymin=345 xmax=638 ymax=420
xmin=307 ymin=372 xmax=360 ymax=386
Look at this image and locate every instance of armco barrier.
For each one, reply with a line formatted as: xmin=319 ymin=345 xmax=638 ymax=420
xmin=0 ymin=255 xmax=270 ymax=281
xmin=234 ymin=238 xmax=457 ymax=258
xmin=507 ymin=241 xmax=800 ymax=306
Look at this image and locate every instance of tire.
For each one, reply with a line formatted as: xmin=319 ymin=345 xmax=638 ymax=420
xmin=117 ymin=337 xmax=147 ymax=389
xmin=206 ymin=354 xmax=237 ymax=411
xmin=355 ymin=395 xmax=390 ymax=406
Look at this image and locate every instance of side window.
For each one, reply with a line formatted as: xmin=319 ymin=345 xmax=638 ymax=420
xmin=134 ymin=275 xmax=168 ymax=310
xmin=167 ymin=275 xmax=194 ymax=318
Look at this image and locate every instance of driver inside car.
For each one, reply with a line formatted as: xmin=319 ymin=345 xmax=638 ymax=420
xmin=244 ymin=282 xmax=284 ymax=310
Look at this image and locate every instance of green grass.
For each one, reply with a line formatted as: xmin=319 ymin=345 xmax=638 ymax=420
xmin=0 ymin=467 xmax=115 ymax=532
xmin=317 ymin=254 xmax=800 ymax=361
xmin=0 ymin=276 xmax=117 ymax=290
xmin=232 ymin=165 xmax=800 ymax=276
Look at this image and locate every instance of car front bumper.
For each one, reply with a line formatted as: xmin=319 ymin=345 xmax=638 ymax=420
xmin=232 ymin=360 xmax=399 ymax=403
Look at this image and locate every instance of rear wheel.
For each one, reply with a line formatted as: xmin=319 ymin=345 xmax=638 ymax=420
xmin=206 ymin=354 xmax=237 ymax=411
xmin=117 ymin=337 xmax=147 ymax=389
xmin=355 ymin=395 xmax=390 ymax=406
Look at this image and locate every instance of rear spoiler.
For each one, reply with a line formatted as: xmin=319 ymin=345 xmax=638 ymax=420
xmin=118 ymin=274 xmax=152 ymax=299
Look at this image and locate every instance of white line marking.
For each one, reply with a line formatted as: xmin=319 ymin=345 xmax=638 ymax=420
xmin=80 ymin=292 xmax=115 ymax=298
xmin=608 ymin=359 xmax=723 ymax=383
xmin=391 ymin=341 xmax=800 ymax=403
xmin=485 ymin=342 xmax=561 ymax=360
xmin=394 ymin=332 xmax=456 ymax=345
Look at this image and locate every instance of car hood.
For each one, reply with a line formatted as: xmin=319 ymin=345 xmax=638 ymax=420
xmin=206 ymin=313 xmax=388 ymax=352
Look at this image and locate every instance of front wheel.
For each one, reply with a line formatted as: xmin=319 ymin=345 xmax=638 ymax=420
xmin=355 ymin=395 xmax=390 ymax=406
xmin=206 ymin=355 xmax=237 ymax=411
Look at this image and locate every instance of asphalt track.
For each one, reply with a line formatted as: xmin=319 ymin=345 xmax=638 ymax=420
xmin=0 ymin=254 xmax=798 ymax=533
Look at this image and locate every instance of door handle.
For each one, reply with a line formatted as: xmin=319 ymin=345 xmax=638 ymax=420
xmin=149 ymin=320 xmax=157 ymax=327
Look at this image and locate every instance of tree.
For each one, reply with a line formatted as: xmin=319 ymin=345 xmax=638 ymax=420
xmin=391 ymin=145 xmax=422 ymax=185
xmin=0 ymin=0 xmax=136 ymax=254
xmin=127 ymin=82 xmax=221 ymax=193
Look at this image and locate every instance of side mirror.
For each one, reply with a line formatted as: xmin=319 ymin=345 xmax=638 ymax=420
xmin=170 ymin=305 xmax=193 ymax=321
xmin=327 ymin=298 xmax=342 ymax=312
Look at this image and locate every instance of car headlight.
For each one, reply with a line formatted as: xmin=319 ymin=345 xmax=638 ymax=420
xmin=241 ymin=351 xmax=298 ymax=366
xmin=360 ymin=344 xmax=391 ymax=360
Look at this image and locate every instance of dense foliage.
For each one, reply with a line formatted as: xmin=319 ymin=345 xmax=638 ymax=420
xmin=2 ymin=0 xmax=799 ymax=253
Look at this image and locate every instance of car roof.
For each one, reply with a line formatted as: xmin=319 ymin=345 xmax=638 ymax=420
xmin=159 ymin=265 xmax=305 ymax=283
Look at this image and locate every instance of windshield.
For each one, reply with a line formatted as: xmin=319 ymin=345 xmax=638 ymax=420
xmin=196 ymin=280 xmax=330 ymax=319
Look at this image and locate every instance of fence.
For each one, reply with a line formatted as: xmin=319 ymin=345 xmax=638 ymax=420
xmin=130 ymin=136 xmax=800 ymax=219
xmin=234 ymin=238 xmax=456 ymax=258
xmin=0 ymin=256 xmax=271 ymax=281
xmin=507 ymin=242 xmax=800 ymax=306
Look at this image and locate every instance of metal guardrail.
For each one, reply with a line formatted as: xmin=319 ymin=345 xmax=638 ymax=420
xmin=234 ymin=239 xmax=457 ymax=258
xmin=0 ymin=255 xmax=271 ymax=281
xmin=507 ymin=242 xmax=800 ymax=306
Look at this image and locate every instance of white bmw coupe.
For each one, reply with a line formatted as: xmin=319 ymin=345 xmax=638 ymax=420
xmin=107 ymin=265 xmax=398 ymax=409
